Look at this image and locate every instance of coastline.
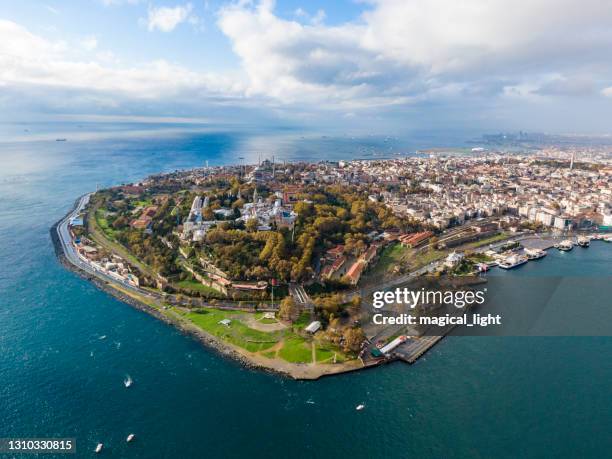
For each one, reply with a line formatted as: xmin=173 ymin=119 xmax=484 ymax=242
xmin=50 ymin=200 xmax=367 ymax=380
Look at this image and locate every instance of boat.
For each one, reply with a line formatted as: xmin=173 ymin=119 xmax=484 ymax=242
xmin=55 ymin=138 xmax=67 ymax=142
xmin=557 ymin=240 xmax=574 ymax=251
xmin=524 ymin=248 xmax=547 ymax=260
xmin=577 ymin=236 xmax=590 ymax=248
xmin=127 ymin=434 xmax=135 ymax=442
xmin=356 ymin=404 xmax=365 ymax=411
xmin=95 ymin=443 xmax=103 ymax=453
xmin=603 ymin=236 xmax=612 ymax=242
xmin=591 ymin=234 xmax=603 ymax=240
xmin=498 ymin=255 xmax=528 ymax=269
xmin=124 ymin=375 xmax=133 ymax=388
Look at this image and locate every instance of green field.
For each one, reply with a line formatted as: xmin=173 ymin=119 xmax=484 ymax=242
xmin=293 ymin=312 xmax=311 ymax=331
xmin=371 ymin=243 xmax=408 ymax=275
xmin=314 ymin=345 xmax=336 ymax=362
xmin=278 ymin=336 xmax=312 ymax=363
xmin=408 ymin=248 xmax=445 ymax=269
xmin=176 ymin=279 xmax=220 ymax=296
xmin=185 ymin=309 xmax=281 ymax=352
xmin=95 ymin=209 xmax=116 ymax=239
xmin=260 ymin=317 xmax=278 ymax=324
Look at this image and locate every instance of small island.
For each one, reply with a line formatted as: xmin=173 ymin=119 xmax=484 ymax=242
xmin=52 ymin=155 xmax=609 ymax=378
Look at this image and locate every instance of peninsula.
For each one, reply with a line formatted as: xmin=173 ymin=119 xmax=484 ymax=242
xmin=52 ymin=153 xmax=612 ymax=378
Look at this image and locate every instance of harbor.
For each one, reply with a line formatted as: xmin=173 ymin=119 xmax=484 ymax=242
xmin=358 ymin=232 xmax=611 ymax=367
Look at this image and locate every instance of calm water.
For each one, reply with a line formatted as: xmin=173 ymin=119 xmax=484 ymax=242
xmin=1 ymin=125 xmax=611 ymax=458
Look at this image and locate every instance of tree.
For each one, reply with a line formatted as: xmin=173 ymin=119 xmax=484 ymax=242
xmin=202 ymin=207 xmax=214 ymax=220
xmin=342 ymin=327 xmax=365 ymax=353
xmin=246 ymin=218 xmax=259 ymax=232
xmin=278 ymin=297 xmax=300 ymax=322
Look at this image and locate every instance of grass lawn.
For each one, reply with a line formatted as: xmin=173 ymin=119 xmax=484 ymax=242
xmin=260 ymin=317 xmax=278 ymax=324
xmin=278 ymin=336 xmax=312 ymax=363
xmin=315 ymin=345 xmax=348 ymax=363
xmin=293 ymin=312 xmax=311 ymax=331
xmin=409 ymin=248 xmax=445 ymax=269
xmin=371 ymin=243 xmax=408 ymax=275
xmin=176 ymin=279 xmax=220 ymax=296
xmin=314 ymin=345 xmax=336 ymax=362
xmin=185 ymin=309 xmax=281 ymax=352
xmin=133 ymin=199 xmax=153 ymax=208
xmin=95 ymin=209 xmax=116 ymax=239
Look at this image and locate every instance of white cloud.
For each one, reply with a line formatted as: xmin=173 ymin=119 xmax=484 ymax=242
xmin=144 ymin=3 xmax=194 ymax=32
xmin=3 ymin=0 xmax=612 ymax=129
xmin=218 ymin=0 xmax=612 ymax=109
xmin=0 ymin=19 xmax=65 ymax=59
xmin=80 ymin=36 xmax=98 ymax=52
xmin=0 ymin=19 xmax=242 ymax=106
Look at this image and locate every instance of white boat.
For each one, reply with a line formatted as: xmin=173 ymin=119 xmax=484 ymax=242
xmin=126 ymin=434 xmax=135 ymax=442
xmin=557 ymin=240 xmax=574 ymax=251
xmin=356 ymin=404 xmax=365 ymax=411
xmin=524 ymin=248 xmax=547 ymax=260
xmin=95 ymin=443 xmax=103 ymax=453
xmin=498 ymin=255 xmax=528 ymax=269
xmin=577 ymin=236 xmax=590 ymax=247
xmin=124 ymin=375 xmax=133 ymax=388
xmin=604 ymin=235 xmax=612 ymax=242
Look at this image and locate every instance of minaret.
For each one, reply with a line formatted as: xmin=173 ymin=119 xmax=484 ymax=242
xmin=253 ymin=187 xmax=258 ymax=203
xmin=570 ymin=151 xmax=575 ymax=170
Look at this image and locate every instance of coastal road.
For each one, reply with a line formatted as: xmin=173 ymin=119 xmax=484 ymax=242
xmin=57 ymin=193 xmax=93 ymax=273
xmin=56 ymin=193 xmax=161 ymax=301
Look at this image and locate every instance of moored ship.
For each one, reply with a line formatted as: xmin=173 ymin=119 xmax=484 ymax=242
xmin=556 ymin=240 xmax=574 ymax=251
xmin=524 ymin=248 xmax=547 ymax=260
xmin=577 ymin=236 xmax=590 ymax=247
xmin=498 ymin=254 xmax=529 ymax=269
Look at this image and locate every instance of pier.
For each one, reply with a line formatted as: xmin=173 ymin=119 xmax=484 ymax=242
xmin=394 ymin=335 xmax=445 ymax=363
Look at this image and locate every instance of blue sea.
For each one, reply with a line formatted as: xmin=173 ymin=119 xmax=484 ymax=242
xmin=1 ymin=122 xmax=611 ymax=458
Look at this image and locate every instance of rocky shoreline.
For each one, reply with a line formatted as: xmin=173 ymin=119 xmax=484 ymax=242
xmin=50 ymin=203 xmax=362 ymax=380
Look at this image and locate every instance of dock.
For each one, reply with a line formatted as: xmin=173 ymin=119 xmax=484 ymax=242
xmin=394 ymin=335 xmax=444 ymax=363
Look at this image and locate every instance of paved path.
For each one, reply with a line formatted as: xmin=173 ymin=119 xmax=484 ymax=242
xmin=289 ymin=283 xmax=314 ymax=312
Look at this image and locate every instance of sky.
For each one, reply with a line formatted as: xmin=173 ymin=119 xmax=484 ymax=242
xmin=1 ymin=0 xmax=612 ymax=134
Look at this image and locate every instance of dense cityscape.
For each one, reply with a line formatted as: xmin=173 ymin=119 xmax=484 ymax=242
xmin=54 ymin=146 xmax=612 ymax=379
